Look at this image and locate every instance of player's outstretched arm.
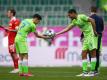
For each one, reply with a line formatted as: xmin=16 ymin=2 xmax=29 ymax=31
xmin=8 ymin=30 xmax=17 ymax=32
xmin=1 ymin=26 xmax=18 ymax=32
xmin=34 ymin=32 xmax=51 ymax=39
xmin=56 ymin=25 xmax=73 ymax=36
xmin=0 ymin=26 xmax=9 ymax=31
xmin=8 ymin=26 xmax=19 ymax=32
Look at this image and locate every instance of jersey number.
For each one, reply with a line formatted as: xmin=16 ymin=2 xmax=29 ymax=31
xmin=19 ymin=23 xmax=26 ymax=30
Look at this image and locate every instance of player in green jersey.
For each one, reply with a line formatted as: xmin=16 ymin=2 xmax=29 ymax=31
xmin=55 ymin=9 xmax=97 ymax=77
xmin=15 ymin=14 xmax=50 ymax=77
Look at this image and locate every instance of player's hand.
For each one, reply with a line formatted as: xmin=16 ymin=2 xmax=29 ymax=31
xmin=80 ymin=37 xmax=84 ymax=42
xmin=55 ymin=33 xmax=58 ymax=36
xmin=4 ymin=27 xmax=9 ymax=31
xmin=94 ymin=31 xmax=98 ymax=36
xmin=45 ymin=35 xmax=55 ymax=41
xmin=54 ymin=33 xmax=58 ymax=37
xmin=80 ymin=33 xmax=84 ymax=42
xmin=43 ymin=35 xmax=53 ymax=39
xmin=43 ymin=35 xmax=50 ymax=39
xmin=0 ymin=26 xmax=8 ymax=31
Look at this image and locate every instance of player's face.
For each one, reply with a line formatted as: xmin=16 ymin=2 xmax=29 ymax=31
xmin=33 ymin=18 xmax=41 ymax=24
xmin=68 ymin=13 xmax=76 ymax=19
xmin=7 ymin=10 xmax=12 ymax=18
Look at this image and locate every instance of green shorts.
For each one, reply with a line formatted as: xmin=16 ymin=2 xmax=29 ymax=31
xmin=82 ymin=36 xmax=97 ymax=51
xmin=15 ymin=35 xmax=28 ymax=54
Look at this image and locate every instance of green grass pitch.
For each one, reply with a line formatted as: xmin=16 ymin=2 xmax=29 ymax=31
xmin=0 ymin=67 xmax=107 ymax=80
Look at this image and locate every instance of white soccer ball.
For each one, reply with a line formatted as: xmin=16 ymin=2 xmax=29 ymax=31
xmin=44 ymin=29 xmax=55 ymax=37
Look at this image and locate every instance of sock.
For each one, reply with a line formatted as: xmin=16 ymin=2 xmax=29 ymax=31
xmin=18 ymin=60 xmax=23 ymax=73
xmin=11 ymin=53 xmax=19 ymax=69
xmin=91 ymin=58 xmax=96 ymax=71
xmin=22 ymin=59 xmax=28 ymax=74
xmin=13 ymin=58 xmax=19 ymax=69
xmin=82 ymin=59 xmax=88 ymax=72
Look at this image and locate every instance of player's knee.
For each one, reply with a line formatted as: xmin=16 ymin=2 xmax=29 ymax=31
xmin=82 ymin=50 xmax=87 ymax=59
xmin=23 ymin=54 xmax=28 ymax=59
xmin=90 ymin=49 xmax=96 ymax=57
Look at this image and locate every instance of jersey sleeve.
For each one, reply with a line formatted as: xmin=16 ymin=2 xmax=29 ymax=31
xmin=32 ymin=25 xmax=36 ymax=32
xmin=9 ymin=20 xmax=14 ymax=27
xmin=14 ymin=19 xmax=20 ymax=27
xmin=9 ymin=19 xmax=20 ymax=30
xmin=81 ymin=14 xmax=89 ymax=22
xmin=68 ymin=20 xmax=75 ymax=28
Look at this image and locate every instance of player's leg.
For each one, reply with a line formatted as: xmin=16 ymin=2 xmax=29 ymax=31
xmin=88 ymin=36 xmax=97 ymax=76
xmin=9 ymin=53 xmax=19 ymax=73
xmin=95 ymin=34 xmax=102 ymax=73
xmin=10 ymin=53 xmax=18 ymax=69
xmin=87 ymin=49 xmax=97 ymax=76
xmin=9 ymin=43 xmax=19 ymax=73
xmin=76 ymin=50 xmax=89 ymax=77
xmin=90 ymin=49 xmax=96 ymax=72
xmin=22 ymin=53 xmax=28 ymax=74
xmin=15 ymin=36 xmax=24 ymax=74
xmin=18 ymin=54 xmax=23 ymax=74
xmin=82 ymin=50 xmax=88 ymax=73
xmin=81 ymin=38 xmax=89 ymax=74
xmin=17 ymin=41 xmax=28 ymax=74
xmin=80 ymin=34 xmax=90 ymax=73
xmin=19 ymin=53 xmax=33 ymax=77
xmin=19 ymin=53 xmax=34 ymax=77
xmin=76 ymin=39 xmax=89 ymax=76
xmin=16 ymin=37 xmax=33 ymax=76
xmin=18 ymin=53 xmax=29 ymax=75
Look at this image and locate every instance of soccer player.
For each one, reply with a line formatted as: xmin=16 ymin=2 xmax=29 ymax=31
xmin=55 ymin=9 xmax=97 ymax=76
xmin=7 ymin=9 xmax=20 ymax=73
xmin=90 ymin=6 xmax=104 ymax=74
xmin=15 ymin=14 xmax=50 ymax=77
xmin=80 ymin=6 xmax=104 ymax=75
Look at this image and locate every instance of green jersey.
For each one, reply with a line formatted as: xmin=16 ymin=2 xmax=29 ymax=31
xmin=17 ymin=19 xmax=36 ymax=37
xmin=68 ymin=14 xmax=94 ymax=37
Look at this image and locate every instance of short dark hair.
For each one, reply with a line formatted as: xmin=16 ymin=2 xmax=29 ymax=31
xmin=8 ymin=9 xmax=16 ymax=16
xmin=68 ymin=9 xmax=77 ymax=14
xmin=33 ymin=14 xmax=42 ymax=20
xmin=90 ymin=6 xmax=98 ymax=13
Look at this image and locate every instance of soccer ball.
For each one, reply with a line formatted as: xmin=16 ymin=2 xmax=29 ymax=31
xmin=43 ymin=29 xmax=55 ymax=37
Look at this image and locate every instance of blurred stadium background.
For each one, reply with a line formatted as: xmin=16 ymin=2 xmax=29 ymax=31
xmin=0 ymin=0 xmax=107 ymax=80
xmin=0 ymin=0 xmax=107 ymax=26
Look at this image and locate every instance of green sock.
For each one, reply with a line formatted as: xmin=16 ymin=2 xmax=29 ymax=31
xmin=82 ymin=60 xmax=88 ymax=72
xmin=18 ymin=61 xmax=23 ymax=73
xmin=23 ymin=65 xmax=28 ymax=73
xmin=23 ymin=59 xmax=28 ymax=73
xmin=90 ymin=58 xmax=96 ymax=71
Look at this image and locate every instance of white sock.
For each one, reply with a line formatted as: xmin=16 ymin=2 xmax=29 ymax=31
xmin=91 ymin=58 xmax=96 ymax=62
